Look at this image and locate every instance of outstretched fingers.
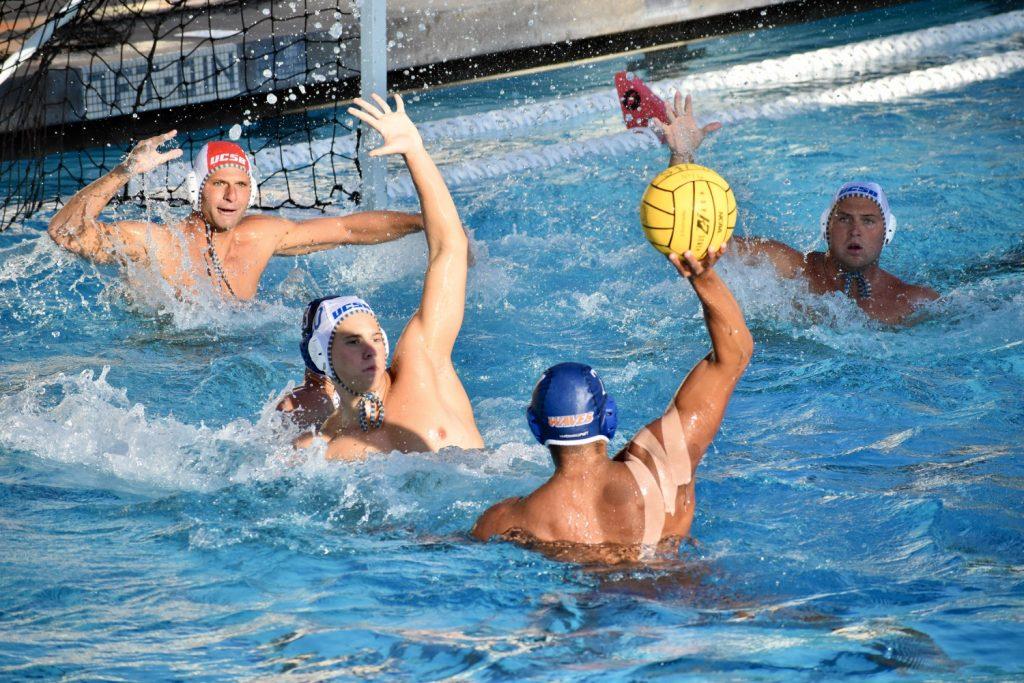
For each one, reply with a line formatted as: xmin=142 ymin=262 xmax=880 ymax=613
xmin=352 ymin=97 xmax=385 ymax=118
xmin=703 ymin=121 xmax=723 ymax=135
xmin=347 ymin=106 xmax=381 ymax=131
xmin=370 ymin=93 xmax=393 ymax=113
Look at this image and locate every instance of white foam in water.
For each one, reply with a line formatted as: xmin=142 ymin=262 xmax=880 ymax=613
xmin=0 ymin=367 xmax=292 ymax=493
xmin=0 ymin=363 xmax=550 ymax=522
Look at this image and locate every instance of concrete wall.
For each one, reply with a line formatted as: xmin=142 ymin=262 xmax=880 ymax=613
xmin=385 ymin=0 xmax=790 ymax=69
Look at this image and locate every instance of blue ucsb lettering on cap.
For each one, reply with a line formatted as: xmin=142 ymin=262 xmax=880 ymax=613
xmin=526 ymin=362 xmax=618 ymax=447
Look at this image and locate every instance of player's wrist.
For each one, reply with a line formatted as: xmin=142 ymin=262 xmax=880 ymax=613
xmin=114 ymin=160 xmax=138 ymax=178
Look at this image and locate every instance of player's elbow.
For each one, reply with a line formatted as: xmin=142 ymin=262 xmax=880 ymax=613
xmin=470 ymin=515 xmax=496 ymax=542
xmin=720 ymin=326 xmax=754 ymax=371
xmin=47 ymin=217 xmax=70 ymax=247
xmin=431 ymin=227 xmax=469 ymax=262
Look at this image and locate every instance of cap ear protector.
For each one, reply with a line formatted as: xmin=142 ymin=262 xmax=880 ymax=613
xmin=819 ymin=181 xmax=897 ymax=246
xmin=299 ymin=296 xmax=335 ymax=374
xmin=187 ymin=141 xmax=259 ymax=211
xmin=526 ymin=363 xmax=618 ymax=447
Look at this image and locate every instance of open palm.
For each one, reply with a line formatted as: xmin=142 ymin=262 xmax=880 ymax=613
xmin=348 ymin=94 xmax=423 ymax=157
xmin=124 ymin=130 xmax=182 ymax=175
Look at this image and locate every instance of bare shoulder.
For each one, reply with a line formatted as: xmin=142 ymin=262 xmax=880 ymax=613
xmin=882 ymin=270 xmax=939 ymax=304
xmin=734 ymin=235 xmax=808 ymax=279
xmin=471 ymin=497 xmax=522 ymax=541
xmin=389 ymin=316 xmax=429 ymax=372
xmin=293 ymin=430 xmax=329 ymax=449
xmin=901 ymin=281 xmax=940 ymax=304
xmin=232 ymin=214 xmax=293 ymax=241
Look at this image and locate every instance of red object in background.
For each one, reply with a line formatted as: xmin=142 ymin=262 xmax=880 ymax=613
xmin=615 ymin=71 xmax=668 ymax=130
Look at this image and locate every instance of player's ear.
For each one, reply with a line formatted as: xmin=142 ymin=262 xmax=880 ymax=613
xmin=526 ymin=406 xmax=543 ymax=445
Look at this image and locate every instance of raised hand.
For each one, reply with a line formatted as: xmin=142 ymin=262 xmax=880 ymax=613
xmin=651 ymin=92 xmax=722 ymax=165
xmin=348 ymin=93 xmax=423 ymax=157
xmin=121 ymin=130 xmax=182 ymax=175
xmin=668 ymin=245 xmax=726 ymax=279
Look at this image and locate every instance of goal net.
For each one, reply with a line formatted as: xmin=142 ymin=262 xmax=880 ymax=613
xmin=0 ymin=0 xmax=369 ymax=232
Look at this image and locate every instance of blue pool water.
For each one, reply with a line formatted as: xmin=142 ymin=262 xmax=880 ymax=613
xmin=2 ymin=0 xmax=1023 ymax=678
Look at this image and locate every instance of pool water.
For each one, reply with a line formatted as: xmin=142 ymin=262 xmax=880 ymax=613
xmin=2 ymin=0 xmax=1023 ymax=678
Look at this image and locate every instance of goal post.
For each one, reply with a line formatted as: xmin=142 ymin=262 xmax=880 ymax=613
xmin=358 ymin=0 xmax=387 ymax=210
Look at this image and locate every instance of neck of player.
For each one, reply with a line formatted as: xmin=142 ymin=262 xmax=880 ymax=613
xmin=550 ymin=441 xmax=609 ymax=474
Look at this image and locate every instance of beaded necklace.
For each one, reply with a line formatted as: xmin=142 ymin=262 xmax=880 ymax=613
xmin=202 ymin=219 xmax=237 ymax=299
xmin=839 ymin=269 xmax=872 ymax=299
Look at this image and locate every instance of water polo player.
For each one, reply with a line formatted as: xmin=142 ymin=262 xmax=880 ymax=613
xmin=472 ymin=248 xmax=753 ymax=560
xmin=48 ymin=132 xmax=423 ymax=301
xmin=654 ymin=92 xmax=938 ymax=324
xmin=293 ymin=94 xmax=483 ymax=458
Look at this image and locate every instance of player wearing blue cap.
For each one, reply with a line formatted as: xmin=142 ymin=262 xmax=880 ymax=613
xmin=288 ymin=94 xmax=483 ymax=458
xmin=472 ymin=249 xmax=753 ymax=557
xmin=654 ymin=91 xmax=937 ymax=324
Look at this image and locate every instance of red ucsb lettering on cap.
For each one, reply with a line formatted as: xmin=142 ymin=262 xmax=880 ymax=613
xmin=547 ymin=412 xmax=594 ymax=428
xmin=200 ymin=141 xmax=250 ymax=173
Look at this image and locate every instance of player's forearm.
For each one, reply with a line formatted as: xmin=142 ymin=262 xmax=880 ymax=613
xmin=690 ymin=270 xmax=753 ymax=369
xmin=347 ymin=211 xmax=423 ymax=244
xmin=48 ymin=164 xmax=131 ymax=247
xmin=403 ymin=145 xmax=466 ymax=257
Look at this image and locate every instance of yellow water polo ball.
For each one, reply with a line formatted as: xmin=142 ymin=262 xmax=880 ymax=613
xmin=639 ymin=163 xmax=737 ymax=260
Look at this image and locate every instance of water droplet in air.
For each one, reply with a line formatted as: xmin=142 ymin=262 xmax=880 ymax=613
xmin=266 ymin=93 xmax=278 ymax=104
xmin=228 ymin=124 xmax=242 ymax=140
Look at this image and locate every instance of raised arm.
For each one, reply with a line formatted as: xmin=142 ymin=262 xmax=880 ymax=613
xmin=618 ymin=248 xmax=753 ymax=480
xmin=48 ymin=131 xmax=181 ymax=264
xmin=348 ymin=94 xmax=469 ymax=363
xmin=271 ymin=210 xmax=424 ymax=256
xmin=669 ymin=249 xmax=753 ymax=467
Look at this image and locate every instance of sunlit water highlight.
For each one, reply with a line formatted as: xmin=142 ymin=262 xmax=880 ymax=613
xmin=2 ymin=0 xmax=1023 ymax=678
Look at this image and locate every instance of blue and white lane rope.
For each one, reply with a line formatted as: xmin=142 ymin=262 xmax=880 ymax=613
xmin=255 ymin=9 xmax=1024 ymax=175
xmin=386 ymin=49 xmax=1024 ymax=198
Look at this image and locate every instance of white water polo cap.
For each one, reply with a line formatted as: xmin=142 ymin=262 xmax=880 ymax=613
xmin=186 ymin=141 xmax=258 ymax=210
xmin=304 ymin=296 xmax=390 ymax=378
xmin=819 ymin=181 xmax=897 ymax=246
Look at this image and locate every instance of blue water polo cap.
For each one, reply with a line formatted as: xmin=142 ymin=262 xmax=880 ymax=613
xmin=527 ymin=362 xmax=618 ymax=447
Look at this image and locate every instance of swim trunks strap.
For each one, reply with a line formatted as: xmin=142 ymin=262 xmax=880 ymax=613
xmin=624 ymin=455 xmax=666 ymax=546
